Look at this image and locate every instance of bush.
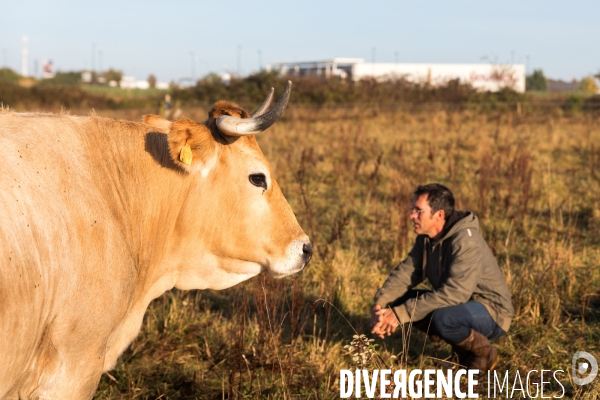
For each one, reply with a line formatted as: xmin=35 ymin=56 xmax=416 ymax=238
xmin=564 ymin=94 xmax=584 ymax=112
xmin=37 ymin=71 xmax=81 ymax=87
xmin=0 ymin=68 xmax=21 ymax=84
xmin=172 ymin=71 xmax=525 ymax=109
xmin=0 ymin=80 xmax=162 ymax=110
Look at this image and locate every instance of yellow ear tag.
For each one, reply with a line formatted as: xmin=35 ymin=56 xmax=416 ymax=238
xmin=180 ymin=143 xmax=193 ymax=165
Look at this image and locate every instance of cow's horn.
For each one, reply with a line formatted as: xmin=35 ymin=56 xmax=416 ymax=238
xmin=216 ymin=81 xmax=291 ymax=136
xmin=250 ymin=87 xmax=274 ymax=117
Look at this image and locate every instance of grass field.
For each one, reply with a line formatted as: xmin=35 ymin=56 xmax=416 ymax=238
xmin=16 ymin=103 xmax=597 ymax=399
xmin=83 ymin=105 xmax=600 ymax=399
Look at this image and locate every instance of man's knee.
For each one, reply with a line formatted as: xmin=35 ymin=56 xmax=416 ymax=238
xmin=430 ymin=307 xmax=465 ymax=332
xmin=428 ymin=306 xmax=474 ymax=344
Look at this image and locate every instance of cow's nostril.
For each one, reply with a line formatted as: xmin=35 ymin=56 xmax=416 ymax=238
xmin=302 ymin=243 xmax=313 ymax=264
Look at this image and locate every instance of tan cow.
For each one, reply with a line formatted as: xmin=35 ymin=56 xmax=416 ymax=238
xmin=0 ymin=82 xmax=311 ymax=399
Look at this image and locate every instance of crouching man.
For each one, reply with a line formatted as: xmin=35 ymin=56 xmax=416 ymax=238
xmin=371 ymin=183 xmax=514 ymax=372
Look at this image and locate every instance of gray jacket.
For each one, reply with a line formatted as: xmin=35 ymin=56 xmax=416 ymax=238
xmin=373 ymin=211 xmax=514 ymax=332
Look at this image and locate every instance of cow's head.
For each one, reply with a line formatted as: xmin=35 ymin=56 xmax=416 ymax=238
xmin=144 ymin=82 xmax=311 ymax=290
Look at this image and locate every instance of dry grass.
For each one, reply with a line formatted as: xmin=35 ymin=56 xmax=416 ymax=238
xmin=26 ymin=105 xmax=600 ymax=399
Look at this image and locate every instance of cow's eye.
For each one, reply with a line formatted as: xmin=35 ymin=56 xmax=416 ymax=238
xmin=249 ymin=173 xmax=267 ymax=190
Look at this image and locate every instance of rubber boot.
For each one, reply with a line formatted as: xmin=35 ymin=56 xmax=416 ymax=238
xmin=455 ymin=329 xmax=499 ymax=372
xmin=451 ymin=344 xmax=471 ymax=368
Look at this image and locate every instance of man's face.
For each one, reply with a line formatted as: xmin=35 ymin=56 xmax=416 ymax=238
xmin=410 ymin=194 xmax=445 ymax=238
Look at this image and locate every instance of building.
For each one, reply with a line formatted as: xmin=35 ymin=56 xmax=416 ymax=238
xmin=119 ymin=76 xmax=169 ymax=90
xmin=266 ymin=58 xmax=362 ymax=80
xmin=41 ymin=60 xmax=55 ymax=79
xmin=266 ymin=58 xmax=526 ymax=93
xmin=547 ymin=79 xmax=579 ymax=92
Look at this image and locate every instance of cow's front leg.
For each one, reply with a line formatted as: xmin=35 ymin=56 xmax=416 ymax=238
xmin=22 ymin=355 xmax=105 ymax=400
xmin=16 ymin=326 xmax=107 ymax=400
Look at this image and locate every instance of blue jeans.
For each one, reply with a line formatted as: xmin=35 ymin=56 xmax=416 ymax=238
xmin=393 ymin=289 xmax=505 ymax=345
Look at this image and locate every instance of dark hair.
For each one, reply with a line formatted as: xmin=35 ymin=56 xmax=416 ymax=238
xmin=413 ymin=183 xmax=455 ymax=219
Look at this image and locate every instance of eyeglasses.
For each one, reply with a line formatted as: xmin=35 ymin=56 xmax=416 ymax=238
xmin=409 ymin=207 xmax=430 ymax=215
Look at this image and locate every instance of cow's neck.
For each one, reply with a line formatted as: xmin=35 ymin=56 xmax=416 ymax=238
xmin=85 ymin=118 xmax=262 ymax=369
xmin=83 ymin=119 xmax=192 ymax=368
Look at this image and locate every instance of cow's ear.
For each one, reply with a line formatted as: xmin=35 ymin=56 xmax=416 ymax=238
xmin=143 ymin=114 xmax=172 ymax=132
xmin=167 ymin=120 xmax=217 ymax=173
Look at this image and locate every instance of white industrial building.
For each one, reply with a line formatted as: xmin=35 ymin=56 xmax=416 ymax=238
xmin=266 ymin=58 xmax=526 ymax=93
xmin=119 ymin=76 xmax=169 ymax=90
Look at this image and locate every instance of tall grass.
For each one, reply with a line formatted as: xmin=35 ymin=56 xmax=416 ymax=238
xmin=56 ymin=106 xmax=600 ymax=398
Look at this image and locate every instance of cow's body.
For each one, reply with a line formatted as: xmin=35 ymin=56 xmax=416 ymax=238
xmin=0 ymin=88 xmax=309 ymax=399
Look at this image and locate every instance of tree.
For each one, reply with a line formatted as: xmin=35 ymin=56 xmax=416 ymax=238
xmin=102 ymin=68 xmax=123 ymax=84
xmin=525 ymin=69 xmax=547 ymax=91
xmin=578 ymin=76 xmax=599 ymax=94
xmin=147 ymin=74 xmax=157 ymax=89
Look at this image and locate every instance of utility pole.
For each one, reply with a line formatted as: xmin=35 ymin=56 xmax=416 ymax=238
xmin=371 ymin=46 xmax=376 ymax=76
xmin=21 ymin=36 xmax=28 ymax=77
xmin=92 ymin=43 xmax=96 ymax=73
xmin=99 ymin=50 xmax=103 ymax=73
xmin=237 ymin=45 xmax=242 ymax=76
xmin=257 ymin=49 xmax=262 ymax=72
xmin=190 ymin=51 xmax=195 ymax=82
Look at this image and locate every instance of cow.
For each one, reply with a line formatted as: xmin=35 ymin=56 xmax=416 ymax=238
xmin=0 ymin=81 xmax=311 ymax=399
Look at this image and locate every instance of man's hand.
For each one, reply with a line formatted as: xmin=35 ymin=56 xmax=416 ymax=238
xmin=370 ymin=305 xmax=400 ymax=339
xmin=370 ymin=304 xmax=382 ymax=330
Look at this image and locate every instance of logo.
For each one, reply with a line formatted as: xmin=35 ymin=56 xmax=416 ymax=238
xmin=572 ymin=351 xmax=598 ymax=386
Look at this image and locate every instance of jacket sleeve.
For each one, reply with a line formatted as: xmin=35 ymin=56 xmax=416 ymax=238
xmin=373 ymin=238 xmax=424 ymax=308
xmin=400 ymin=231 xmax=483 ymax=322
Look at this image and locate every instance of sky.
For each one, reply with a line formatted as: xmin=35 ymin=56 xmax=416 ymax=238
xmin=1 ymin=0 xmax=599 ymax=84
